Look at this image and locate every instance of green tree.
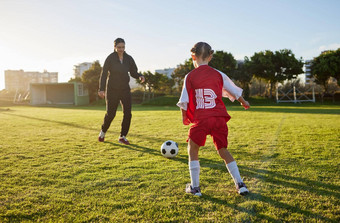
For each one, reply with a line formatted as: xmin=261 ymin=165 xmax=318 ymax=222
xmin=82 ymin=61 xmax=102 ymax=102
xmin=156 ymin=73 xmax=175 ymax=95
xmin=164 ymin=76 xmax=175 ymax=95
xmin=247 ymin=50 xmax=275 ymax=97
xmin=335 ymin=48 xmax=340 ymax=86
xmin=312 ymin=48 xmax=340 ymax=92
xmin=68 ymin=77 xmax=82 ymax=83
xmin=233 ymin=58 xmax=253 ymax=99
xmin=210 ymin=50 xmax=236 ymax=74
xmin=136 ymin=71 xmax=168 ymax=100
xmin=150 ymin=72 xmax=166 ymax=93
xmin=172 ymin=58 xmax=194 ymax=91
xmin=247 ymin=49 xmax=303 ymax=98
xmin=274 ymin=49 xmax=304 ymax=81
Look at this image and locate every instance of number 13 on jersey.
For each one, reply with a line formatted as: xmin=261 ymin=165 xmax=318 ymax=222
xmin=195 ymin=89 xmax=217 ymax=109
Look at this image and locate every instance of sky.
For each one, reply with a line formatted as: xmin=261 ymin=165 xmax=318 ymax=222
xmin=1 ymin=0 xmax=340 ymax=90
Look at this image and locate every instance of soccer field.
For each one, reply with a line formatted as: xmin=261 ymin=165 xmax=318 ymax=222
xmin=0 ymin=105 xmax=339 ymax=222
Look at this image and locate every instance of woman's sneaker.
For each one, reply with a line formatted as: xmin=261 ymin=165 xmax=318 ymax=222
xmin=118 ymin=136 xmax=130 ymax=145
xmin=185 ymin=183 xmax=202 ymax=196
xmin=236 ymin=182 xmax=249 ymax=195
xmin=98 ymin=130 xmax=105 ymax=142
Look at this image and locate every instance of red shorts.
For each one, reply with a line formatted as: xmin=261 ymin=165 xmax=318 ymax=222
xmin=188 ymin=117 xmax=228 ymax=150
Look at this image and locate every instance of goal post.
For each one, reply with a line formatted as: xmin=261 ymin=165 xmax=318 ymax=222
xmin=276 ymin=85 xmax=315 ymax=103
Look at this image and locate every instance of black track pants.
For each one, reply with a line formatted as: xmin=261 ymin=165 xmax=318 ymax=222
xmin=101 ymin=88 xmax=132 ymax=137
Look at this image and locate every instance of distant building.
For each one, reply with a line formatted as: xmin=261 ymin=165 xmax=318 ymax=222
xmin=304 ymin=60 xmax=313 ymax=84
xmin=5 ymin=70 xmax=58 ymax=91
xmin=74 ymin=62 xmax=93 ymax=78
xmin=155 ymin=68 xmax=175 ymax=78
xmin=30 ymin=82 xmax=89 ymax=106
xmin=236 ymin=60 xmax=244 ymax=65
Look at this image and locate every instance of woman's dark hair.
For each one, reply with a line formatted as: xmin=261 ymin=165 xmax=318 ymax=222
xmin=114 ymin=38 xmax=125 ymax=47
xmin=191 ymin=42 xmax=214 ymax=60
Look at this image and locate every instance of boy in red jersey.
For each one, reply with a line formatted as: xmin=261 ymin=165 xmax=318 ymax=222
xmin=177 ymin=42 xmax=250 ymax=196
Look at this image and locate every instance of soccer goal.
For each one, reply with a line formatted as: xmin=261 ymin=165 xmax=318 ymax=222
xmin=13 ymin=89 xmax=30 ymax=104
xmin=276 ymin=85 xmax=315 ymax=103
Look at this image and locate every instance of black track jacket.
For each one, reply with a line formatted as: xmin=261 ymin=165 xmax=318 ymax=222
xmin=99 ymin=51 xmax=141 ymax=91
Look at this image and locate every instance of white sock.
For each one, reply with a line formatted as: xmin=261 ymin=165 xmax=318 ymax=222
xmin=226 ymin=161 xmax=242 ymax=185
xmin=189 ymin=160 xmax=200 ymax=188
xmin=99 ymin=130 xmax=105 ymax=138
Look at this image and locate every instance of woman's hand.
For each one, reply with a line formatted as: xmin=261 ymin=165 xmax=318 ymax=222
xmin=139 ymin=75 xmax=145 ymax=83
xmin=98 ymin=91 xmax=105 ymax=99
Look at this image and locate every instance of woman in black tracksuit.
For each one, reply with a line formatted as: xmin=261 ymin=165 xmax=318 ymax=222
xmin=98 ymin=38 xmax=145 ymax=145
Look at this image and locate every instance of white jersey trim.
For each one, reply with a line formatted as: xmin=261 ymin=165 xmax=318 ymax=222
xmin=214 ymin=69 xmax=243 ymax=102
xmin=176 ymin=74 xmax=189 ymax=110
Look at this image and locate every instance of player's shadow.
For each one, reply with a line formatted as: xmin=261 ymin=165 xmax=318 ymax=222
xmin=104 ymin=141 xmax=223 ymax=167
xmin=201 ymin=192 xmax=332 ymax=222
xmin=239 ymin=166 xmax=340 ymax=199
xmin=105 ymin=141 xmax=339 ymax=203
xmin=104 ymin=141 xmax=189 ymax=164
xmin=1 ymin=112 xmax=97 ymax=131
xmin=1 ymin=111 xmax=178 ymax=145
xmin=199 ymin=194 xmax=277 ymax=222
xmin=198 ymin=164 xmax=338 ymax=222
xmin=104 ymin=141 xmax=160 ymax=156
xmin=0 ymin=108 xmax=13 ymax=112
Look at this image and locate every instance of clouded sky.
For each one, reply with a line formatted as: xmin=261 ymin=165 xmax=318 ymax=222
xmin=1 ymin=0 xmax=340 ymax=90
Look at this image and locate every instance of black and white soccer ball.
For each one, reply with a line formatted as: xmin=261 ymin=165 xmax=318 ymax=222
xmin=160 ymin=140 xmax=179 ymax=158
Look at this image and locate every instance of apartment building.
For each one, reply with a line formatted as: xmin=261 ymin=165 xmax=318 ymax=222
xmin=5 ymin=70 xmax=58 ymax=91
xmin=74 ymin=62 xmax=93 ymax=78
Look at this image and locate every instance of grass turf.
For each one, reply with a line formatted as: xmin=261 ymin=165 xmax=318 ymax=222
xmin=0 ymin=104 xmax=339 ymax=222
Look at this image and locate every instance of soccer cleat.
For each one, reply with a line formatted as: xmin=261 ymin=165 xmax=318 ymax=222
xmin=118 ymin=135 xmax=130 ymax=145
xmin=98 ymin=130 xmax=105 ymax=142
xmin=185 ymin=183 xmax=202 ymax=196
xmin=236 ymin=182 xmax=249 ymax=195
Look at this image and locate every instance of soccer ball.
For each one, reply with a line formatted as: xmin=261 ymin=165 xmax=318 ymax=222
xmin=160 ymin=140 xmax=179 ymax=158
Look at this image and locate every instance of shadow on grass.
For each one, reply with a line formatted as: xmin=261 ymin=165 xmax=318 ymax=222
xmin=104 ymin=140 xmax=337 ymax=220
xmin=104 ymin=141 xmax=189 ymax=164
xmin=1 ymin=211 xmax=49 ymax=222
xmin=239 ymin=166 xmax=340 ymax=199
xmin=188 ymin=162 xmax=338 ymax=222
xmin=104 ymin=141 xmax=226 ymax=170
xmin=105 ymin=141 xmax=340 ymax=199
xmin=1 ymin=112 xmax=97 ymax=131
xmin=1 ymin=110 xmax=185 ymax=151
xmin=0 ymin=111 xmax=166 ymax=142
xmin=0 ymin=107 xmax=13 ymax=112
xmin=200 ymin=194 xmax=277 ymax=222
xmin=200 ymin=168 xmax=336 ymax=222
xmin=202 ymin=191 xmax=333 ymax=222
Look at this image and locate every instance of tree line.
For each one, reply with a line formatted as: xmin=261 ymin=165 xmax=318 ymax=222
xmin=73 ymin=48 xmax=340 ymax=102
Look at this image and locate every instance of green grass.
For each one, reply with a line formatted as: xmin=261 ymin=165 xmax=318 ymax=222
xmin=0 ymin=104 xmax=339 ymax=222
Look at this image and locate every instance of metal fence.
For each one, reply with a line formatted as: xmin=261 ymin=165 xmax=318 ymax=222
xmin=276 ymin=85 xmax=315 ymax=103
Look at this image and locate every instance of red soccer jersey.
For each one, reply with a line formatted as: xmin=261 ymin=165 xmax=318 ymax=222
xmin=177 ymin=65 xmax=243 ymax=123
